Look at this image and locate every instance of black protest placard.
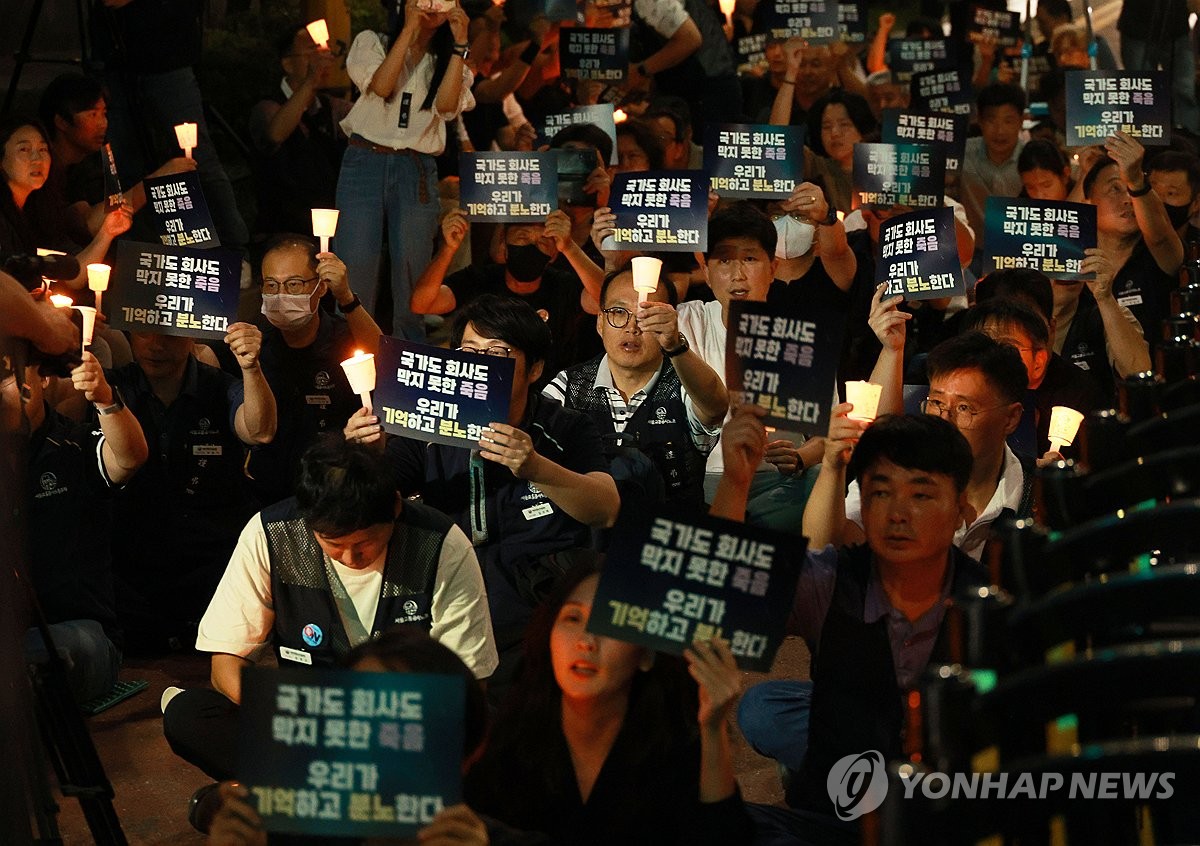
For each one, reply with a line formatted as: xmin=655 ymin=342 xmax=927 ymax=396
xmin=609 ymin=171 xmax=708 ymax=251
xmin=982 ymin=198 xmax=1098 ymax=279
xmin=102 ymin=143 xmax=124 ymax=212
xmin=704 ymin=124 xmax=803 ymax=199
xmin=107 ymin=240 xmax=240 ymax=339
xmin=875 ymin=207 xmax=964 ymax=301
xmin=561 ymin=26 xmax=630 ymax=83
xmin=459 ymin=152 xmax=557 ymax=222
xmin=540 ymin=103 xmax=618 ymax=164
xmin=143 ymin=171 xmax=220 ymax=249
xmin=375 ymin=338 xmax=515 ymax=449
xmin=1065 ymin=70 xmax=1170 ymax=147
xmin=839 ymin=0 xmax=867 ymax=43
xmin=881 ymin=109 xmax=968 ymax=172
xmin=588 ymin=510 xmax=804 ymax=671
xmin=887 ymin=38 xmax=955 ymax=84
xmin=852 ymin=142 xmax=946 ymax=210
xmin=237 ymin=667 xmax=464 ymax=839
xmin=764 ymin=0 xmax=839 ymax=42
xmin=967 ymin=4 xmax=1020 ymax=47
xmin=736 ymin=32 xmax=768 ymax=67
xmin=910 ymin=69 xmax=973 ymax=115
xmin=726 ymin=300 xmax=845 ymax=436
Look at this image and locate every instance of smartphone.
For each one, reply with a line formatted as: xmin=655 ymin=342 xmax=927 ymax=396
xmin=557 ymin=149 xmax=598 ymax=208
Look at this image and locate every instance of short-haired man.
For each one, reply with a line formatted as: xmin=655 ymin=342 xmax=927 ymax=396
xmin=960 ymin=83 xmax=1027 ymax=258
xmin=811 ymin=330 xmax=1032 ymax=561
xmin=162 ymin=437 xmax=497 ymax=817
xmin=543 ymin=265 xmax=728 ymax=508
xmin=1148 ymin=150 xmax=1200 ymax=241
xmin=716 ymin=408 xmax=986 ymax=833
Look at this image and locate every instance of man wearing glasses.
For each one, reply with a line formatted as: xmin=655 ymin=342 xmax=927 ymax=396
xmin=346 ymin=294 xmax=618 ymax=700
xmin=542 ymin=264 xmax=727 ymax=509
xmin=249 ymin=235 xmax=381 ymax=505
xmin=806 ymin=331 xmax=1032 ymax=562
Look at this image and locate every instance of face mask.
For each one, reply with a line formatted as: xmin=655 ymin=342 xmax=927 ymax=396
xmin=1165 ymin=202 xmax=1192 ymax=230
xmin=261 ymin=292 xmax=316 ymax=331
xmin=774 ymin=216 xmax=816 ymax=260
xmin=507 ymin=243 xmax=552 ymax=282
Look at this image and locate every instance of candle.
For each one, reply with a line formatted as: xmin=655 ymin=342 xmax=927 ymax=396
xmin=1048 ymin=405 xmax=1084 ymax=453
xmin=75 ymin=306 xmax=96 ymax=354
xmin=50 ymin=294 xmax=73 ymax=308
xmin=306 ymin=18 xmax=329 ymax=48
xmin=174 ymin=122 xmax=198 ymax=159
xmin=718 ymin=0 xmax=736 ymax=22
xmin=844 ymin=381 xmax=883 ymax=422
xmin=631 ymin=256 xmax=662 ymax=298
xmin=835 ymin=210 xmax=845 ymax=222
xmin=87 ymin=263 xmax=111 ymax=314
xmin=36 ymin=247 xmax=66 ymax=257
xmin=311 ymin=208 xmax=340 ymax=254
xmin=613 ymin=108 xmax=629 ymax=123
xmin=340 ymin=350 xmax=376 ymax=413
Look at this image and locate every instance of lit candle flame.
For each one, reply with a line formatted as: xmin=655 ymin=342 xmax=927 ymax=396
xmin=50 ymin=294 xmax=73 ymax=308
xmin=613 ymin=109 xmax=628 ymax=123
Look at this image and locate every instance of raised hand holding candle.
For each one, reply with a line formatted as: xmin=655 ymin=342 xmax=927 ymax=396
xmin=75 ymin=306 xmax=96 ymax=355
xmin=50 ymin=294 xmax=73 ymax=308
xmin=174 ymin=122 xmax=198 ymax=159
xmin=341 ymin=350 xmax=376 ymax=413
xmin=311 ymin=209 xmax=340 ymax=254
xmin=87 ymin=263 xmax=111 ymax=314
xmin=1048 ymin=405 xmax=1084 ymax=453
xmin=631 ymin=256 xmax=662 ymax=298
xmin=844 ymin=381 xmax=882 ymax=422
xmin=306 ymin=18 xmax=329 ymax=48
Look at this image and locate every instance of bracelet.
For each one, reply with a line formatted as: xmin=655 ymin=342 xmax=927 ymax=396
xmin=519 ymin=41 xmax=540 ymax=65
xmin=782 ymin=77 xmax=797 ymax=85
xmin=1128 ymin=181 xmax=1152 ymax=197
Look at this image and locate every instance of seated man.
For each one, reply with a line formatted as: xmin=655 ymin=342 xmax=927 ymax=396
xmin=346 ymin=295 xmax=618 ymax=696
xmin=543 ymin=264 xmax=727 ymax=509
xmin=717 ymin=407 xmax=986 ymax=836
xmin=162 ymin=437 xmax=497 ymax=820
xmin=828 ymin=328 xmax=1033 ymax=561
xmin=23 ymin=350 xmax=148 ymax=702
xmin=248 ymin=235 xmax=381 ymax=505
xmin=106 ymin=322 xmax=277 ymax=650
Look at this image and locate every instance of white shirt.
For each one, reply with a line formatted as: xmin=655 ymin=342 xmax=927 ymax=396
xmin=196 ymin=512 xmax=500 ymax=679
xmin=843 ymin=444 xmax=1026 ymax=562
xmin=341 ymin=30 xmax=475 ymax=154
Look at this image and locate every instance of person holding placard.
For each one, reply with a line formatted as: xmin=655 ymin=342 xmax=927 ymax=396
xmin=464 ymin=559 xmax=754 ymax=845
xmin=960 ymin=83 xmax=1027 ymax=263
xmin=248 ymin=235 xmax=383 ymax=506
xmin=105 ymin=321 xmax=277 ymax=650
xmin=335 ymin=0 xmax=474 ymax=340
xmin=768 ymin=41 xmax=867 ymax=131
xmin=801 ymin=90 xmax=877 ymax=215
xmin=162 ymin=439 xmax=497 ymax=831
xmin=543 ymin=265 xmax=727 ymax=509
xmin=1083 ymin=137 xmax=1185 ymax=345
xmin=248 ymin=25 xmax=350 ymax=237
xmin=21 ymin=350 xmax=147 ymax=702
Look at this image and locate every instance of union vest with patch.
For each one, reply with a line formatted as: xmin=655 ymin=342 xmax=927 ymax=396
xmin=562 ymin=358 xmax=707 ymax=508
xmin=263 ymin=497 xmax=450 ymax=667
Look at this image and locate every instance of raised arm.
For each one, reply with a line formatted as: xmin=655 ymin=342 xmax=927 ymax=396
xmin=708 ymin=405 xmax=768 ymax=523
xmin=544 ymin=210 xmax=605 ymax=313
xmin=1080 ymin=248 xmax=1152 ymax=376
xmin=866 ymin=285 xmax=911 ymax=417
xmin=319 ymin=251 xmax=383 ymax=354
xmin=70 ymin=352 xmax=148 ymax=484
xmin=637 ymin=301 xmax=729 ymax=427
xmin=686 ymin=638 xmax=741 ymax=803
xmin=801 ymin=402 xmax=868 ymax=549
xmin=226 ymin=323 xmax=277 ymax=446
xmin=411 ymin=210 xmax=466 ymax=315
xmin=1107 ymin=131 xmax=1184 ymax=275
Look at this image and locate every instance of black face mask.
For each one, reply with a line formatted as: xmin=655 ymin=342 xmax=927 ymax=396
xmin=506 ymin=243 xmax=551 ymax=282
xmin=1165 ymin=202 xmax=1193 ymax=230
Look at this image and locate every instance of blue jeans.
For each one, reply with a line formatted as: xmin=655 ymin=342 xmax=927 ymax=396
xmin=334 ymin=144 xmax=440 ymax=340
xmin=737 ymin=679 xmax=813 ymax=771
xmin=704 ymin=465 xmax=820 ymax=534
xmin=101 ymin=67 xmax=250 ymax=251
xmin=24 ymin=619 xmax=121 ymax=703
xmin=1122 ymin=36 xmax=1199 ymax=133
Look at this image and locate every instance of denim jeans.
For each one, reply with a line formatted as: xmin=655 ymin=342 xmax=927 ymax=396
xmin=101 ymin=67 xmax=250 ymax=252
xmin=1122 ymin=36 xmax=1199 ymax=133
xmin=737 ymin=679 xmax=814 ymax=771
xmin=24 ymin=619 xmax=121 ymax=703
xmin=334 ymin=144 xmax=440 ymax=340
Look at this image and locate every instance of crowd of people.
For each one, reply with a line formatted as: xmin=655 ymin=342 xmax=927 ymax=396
xmin=3 ymin=0 xmax=1199 ymax=843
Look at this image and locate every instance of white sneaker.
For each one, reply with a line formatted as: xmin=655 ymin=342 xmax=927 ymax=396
xmin=161 ymin=685 xmax=184 ymax=714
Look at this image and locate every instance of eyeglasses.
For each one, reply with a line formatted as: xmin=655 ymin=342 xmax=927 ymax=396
xmin=457 ymin=345 xmax=513 ymax=358
xmin=601 ymin=306 xmax=636 ymax=329
xmin=920 ymin=397 xmax=1008 ymax=429
xmin=262 ymin=275 xmax=318 ymax=295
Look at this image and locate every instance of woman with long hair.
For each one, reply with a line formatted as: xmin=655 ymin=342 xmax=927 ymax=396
xmin=465 ymin=560 xmax=753 ymax=845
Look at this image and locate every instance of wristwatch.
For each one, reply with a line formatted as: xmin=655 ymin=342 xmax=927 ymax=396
xmin=338 ymin=295 xmax=362 ymax=315
xmin=663 ymin=333 xmax=690 ymax=358
xmin=637 ymin=62 xmax=649 ymax=77
xmin=452 ymin=43 xmax=470 ymax=60
xmin=95 ymin=387 xmax=125 ymax=416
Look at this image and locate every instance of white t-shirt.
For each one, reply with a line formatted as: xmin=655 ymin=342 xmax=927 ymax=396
xmin=197 ymin=512 xmax=500 ymax=679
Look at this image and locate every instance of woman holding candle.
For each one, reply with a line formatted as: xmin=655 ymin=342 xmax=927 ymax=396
xmin=335 ymin=0 xmax=474 ymax=340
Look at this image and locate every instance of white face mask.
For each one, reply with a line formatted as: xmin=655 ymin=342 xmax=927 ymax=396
xmin=774 ymin=216 xmax=816 ymax=260
xmin=261 ymin=292 xmax=316 ymax=332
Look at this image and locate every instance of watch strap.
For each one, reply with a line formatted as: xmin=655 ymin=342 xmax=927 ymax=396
xmin=663 ymin=333 xmax=689 ymax=358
